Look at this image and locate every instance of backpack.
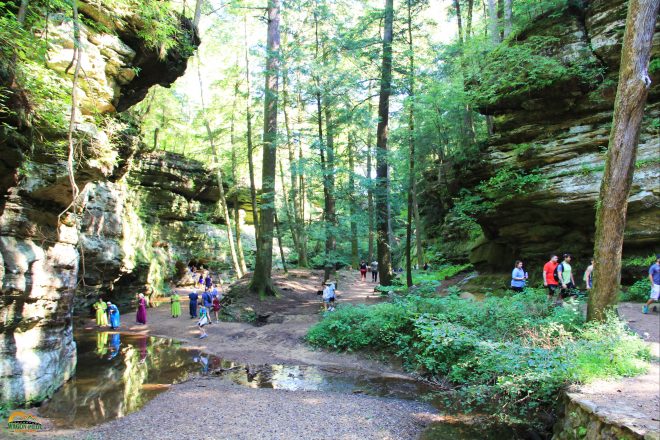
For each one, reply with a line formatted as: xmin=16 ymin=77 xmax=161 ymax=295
xmin=553 ymin=263 xmax=564 ymax=283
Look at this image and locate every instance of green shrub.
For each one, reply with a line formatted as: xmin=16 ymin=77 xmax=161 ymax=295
xmin=620 ymin=279 xmax=650 ymax=302
xmin=307 ymin=289 xmax=650 ymax=423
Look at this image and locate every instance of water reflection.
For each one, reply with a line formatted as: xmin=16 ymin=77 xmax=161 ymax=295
xmin=40 ymin=331 xmax=201 ymax=428
xmin=39 ymin=330 xmax=525 ymax=439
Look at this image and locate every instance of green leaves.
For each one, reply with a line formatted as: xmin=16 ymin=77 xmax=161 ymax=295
xmin=307 ymin=288 xmax=650 ymax=423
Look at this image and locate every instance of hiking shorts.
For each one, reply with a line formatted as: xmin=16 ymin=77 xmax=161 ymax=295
xmin=651 ymin=284 xmax=660 ymax=301
xmin=547 ymin=284 xmax=559 ymax=296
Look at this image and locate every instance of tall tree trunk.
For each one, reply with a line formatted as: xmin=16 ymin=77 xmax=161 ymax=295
xmin=197 ymin=62 xmax=243 ymax=279
xmin=412 ymin=182 xmax=424 ymax=267
xmin=278 ymin=158 xmax=302 ymax=260
xmin=587 ymin=0 xmax=659 ymax=322
xmin=17 ymin=0 xmax=29 ymax=24
xmin=250 ymin=0 xmax=280 ymax=295
xmin=274 ymin=210 xmax=287 ymax=273
xmin=314 ymin=10 xmax=336 ymax=283
xmin=375 ymin=0 xmax=394 ymax=286
xmin=487 ymin=0 xmax=499 ymax=44
xmin=281 ymin=68 xmax=307 ymax=265
xmin=231 ymin=78 xmax=248 ymax=275
xmin=367 ymin=95 xmax=375 ymax=263
xmin=244 ymin=15 xmax=260 ymax=251
xmin=193 ymin=0 xmax=203 ymax=29
xmin=348 ymin=133 xmax=359 ymax=268
xmin=295 ymin=88 xmax=309 ymax=265
xmin=503 ymin=0 xmax=513 ymax=38
xmin=453 ymin=0 xmax=476 ymax=146
xmin=466 ymin=0 xmax=473 ymax=37
xmin=405 ymin=0 xmax=415 ymax=288
xmin=323 ymin=105 xmax=337 ymax=282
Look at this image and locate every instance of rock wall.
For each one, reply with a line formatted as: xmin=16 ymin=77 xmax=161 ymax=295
xmin=553 ymin=392 xmax=655 ymax=440
xmin=0 ymin=1 xmax=198 ymax=405
xmin=77 ymin=151 xmax=255 ymax=311
xmin=428 ymin=0 xmax=660 ymax=271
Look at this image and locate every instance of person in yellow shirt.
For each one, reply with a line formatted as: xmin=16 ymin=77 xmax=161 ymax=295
xmin=93 ymin=298 xmax=108 ymax=327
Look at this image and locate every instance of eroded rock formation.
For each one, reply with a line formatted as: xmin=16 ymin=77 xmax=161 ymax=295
xmin=426 ymin=0 xmax=660 ymax=271
xmin=0 ymin=2 xmax=199 ymax=405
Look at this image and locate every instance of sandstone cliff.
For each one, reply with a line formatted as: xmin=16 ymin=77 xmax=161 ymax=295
xmin=426 ymin=0 xmax=660 ymax=272
xmin=0 ymin=1 xmax=199 ymax=405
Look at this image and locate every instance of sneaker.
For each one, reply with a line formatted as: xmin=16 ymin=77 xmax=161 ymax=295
xmin=642 ymin=305 xmax=649 ymax=314
xmin=199 ymin=334 xmax=208 ymax=339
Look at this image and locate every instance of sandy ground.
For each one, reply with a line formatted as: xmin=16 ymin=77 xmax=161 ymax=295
xmin=128 ymin=269 xmax=400 ymax=375
xmin=1 ymin=270 xmax=437 ymax=440
xmin=566 ymin=302 xmax=660 ymax=437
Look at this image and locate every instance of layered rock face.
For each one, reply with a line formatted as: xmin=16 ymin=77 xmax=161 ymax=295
xmin=432 ymin=0 xmax=660 ymax=271
xmin=78 ymin=151 xmax=254 ymax=310
xmin=0 ymin=2 xmax=197 ymax=404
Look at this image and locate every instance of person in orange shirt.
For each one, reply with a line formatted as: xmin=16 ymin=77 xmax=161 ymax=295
xmin=542 ymin=255 xmax=560 ymax=303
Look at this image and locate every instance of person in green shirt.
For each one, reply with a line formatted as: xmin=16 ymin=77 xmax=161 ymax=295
xmin=93 ymin=298 xmax=108 ymax=327
xmin=170 ymin=292 xmax=181 ymax=318
xmin=557 ymin=253 xmax=576 ymax=300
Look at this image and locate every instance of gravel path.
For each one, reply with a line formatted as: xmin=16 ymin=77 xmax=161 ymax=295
xmin=73 ymin=377 xmax=436 ymax=440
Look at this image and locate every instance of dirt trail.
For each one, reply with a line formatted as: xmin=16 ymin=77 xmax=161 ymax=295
xmin=125 ymin=269 xmax=397 ymax=375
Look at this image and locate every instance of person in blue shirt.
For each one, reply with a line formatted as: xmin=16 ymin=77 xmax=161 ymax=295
xmin=510 ymin=260 xmax=527 ymax=292
xmin=107 ymin=302 xmax=120 ymax=329
xmin=201 ymin=290 xmax=213 ymax=323
xmin=643 ymin=255 xmax=660 ymax=314
xmin=188 ymin=290 xmax=199 ymax=319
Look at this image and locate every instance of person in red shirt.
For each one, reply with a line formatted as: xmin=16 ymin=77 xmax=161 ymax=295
xmin=543 ymin=255 xmax=560 ymax=302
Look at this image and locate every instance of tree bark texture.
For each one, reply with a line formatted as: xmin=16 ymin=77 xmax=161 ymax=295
xmin=244 ymin=15 xmax=260 ymax=251
xmin=587 ymin=0 xmax=659 ymax=321
xmin=405 ymin=0 xmax=415 ymax=288
xmin=375 ymin=0 xmax=394 ymax=286
xmin=250 ymin=0 xmax=280 ymax=295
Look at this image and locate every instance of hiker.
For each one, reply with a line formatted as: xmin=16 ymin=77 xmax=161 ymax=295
xmin=643 ymin=255 xmax=660 ymax=314
xmin=584 ymin=259 xmax=594 ymax=290
xmin=136 ymin=293 xmax=148 ymax=324
xmin=370 ymin=260 xmax=379 ymax=282
xmin=93 ymin=298 xmax=108 ymax=327
xmin=510 ymin=260 xmax=527 ymax=292
xmin=197 ymin=304 xmax=210 ymax=339
xmin=201 ymin=289 xmax=213 ymax=323
xmin=423 ymin=262 xmax=429 ymax=271
xmin=188 ymin=290 xmax=199 ymax=319
xmin=543 ymin=254 xmax=560 ymax=302
xmin=170 ymin=291 xmax=181 ymax=318
xmin=212 ymin=294 xmax=221 ymax=323
xmin=557 ymin=253 xmax=576 ymax=299
xmin=198 ymin=273 xmax=204 ymax=287
xmin=107 ymin=302 xmax=120 ymax=329
xmin=359 ymin=260 xmax=368 ymax=281
xmin=205 ymin=274 xmax=213 ymax=291
xmin=322 ymin=282 xmax=336 ymax=312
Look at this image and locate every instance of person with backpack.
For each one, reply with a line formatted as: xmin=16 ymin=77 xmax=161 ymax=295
xmin=543 ymin=255 xmax=560 ymax=302
xmin=197 ymin=304 xmax=210 ymax=339
xmin=370 ymin=260 xmax=379 ymax=282
xmin=201 ymin=289 xmax=213 ymax=324
xmin=359 ymin=260 xmax=368 ymax=282
xmin=557 ymin=253 xmax=576 ymax=300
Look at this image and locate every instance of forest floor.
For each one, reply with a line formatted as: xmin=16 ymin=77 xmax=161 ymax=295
xmin=9 ymin=269 xmax=438 ymax=440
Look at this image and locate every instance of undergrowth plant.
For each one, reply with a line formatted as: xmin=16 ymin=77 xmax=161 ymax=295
xmin=307 ymin=289 xmax=650 ymax=425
